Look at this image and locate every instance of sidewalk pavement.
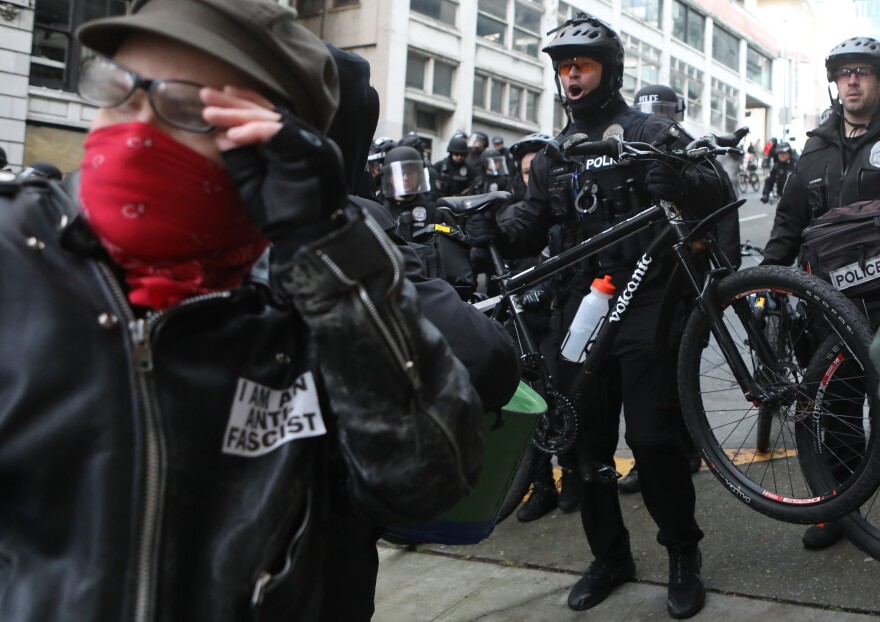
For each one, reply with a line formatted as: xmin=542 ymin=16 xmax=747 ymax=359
xmin=373 ymin=463 xmax=880 ymax=621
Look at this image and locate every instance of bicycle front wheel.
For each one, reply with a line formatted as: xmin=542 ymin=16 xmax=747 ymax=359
xmin=750 ymin=172 xmax=761 ymax=192
xmin=737 ymin=174 xmax=749 ymax=195
xmin=678 ymin=265 xmax=880 ymax=524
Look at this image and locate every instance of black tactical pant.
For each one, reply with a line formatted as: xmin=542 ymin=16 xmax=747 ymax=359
xmin=557 ymin=282 xmax=704 ymax=561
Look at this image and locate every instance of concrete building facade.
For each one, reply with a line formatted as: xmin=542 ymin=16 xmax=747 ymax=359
xmin=0 ymin=0 xmax=840 ymax=173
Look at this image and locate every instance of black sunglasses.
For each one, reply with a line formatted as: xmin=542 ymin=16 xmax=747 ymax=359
xmin=834 ymin=66 xmax=876 ymax=80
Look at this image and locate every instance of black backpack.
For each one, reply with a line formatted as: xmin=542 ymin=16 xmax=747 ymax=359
xmin=801 ymin=199 xmax=880 ymax=298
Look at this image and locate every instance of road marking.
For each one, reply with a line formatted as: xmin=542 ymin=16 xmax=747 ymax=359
xmin=740 ymin=214 xmax=768 ymax=222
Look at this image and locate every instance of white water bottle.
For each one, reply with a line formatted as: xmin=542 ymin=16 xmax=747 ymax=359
xmin=560 ymin=275 xmax=616 ymax=363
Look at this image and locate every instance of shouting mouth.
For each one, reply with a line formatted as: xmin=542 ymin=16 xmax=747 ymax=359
xmin=568 ymin=84 xmax=584 ymax=99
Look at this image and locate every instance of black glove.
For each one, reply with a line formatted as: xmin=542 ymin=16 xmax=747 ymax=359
xmin=520 ymin=286 xmax=548 ymax=312
xmin=466 ymin=210 xmax=500 ymax=247
xmin=760 ymin=195 xmax=770 ymax=204
xmin=645 ymin=162 xmax=687 ymax=203
xmin=222 ymin=107 xmax=346 ymax=262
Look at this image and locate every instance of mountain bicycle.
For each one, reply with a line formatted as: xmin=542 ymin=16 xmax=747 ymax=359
xmin=443 ymin=127 xmax=880 ymax=525
xmin=737 ymin=157 xmax=761 ymax=194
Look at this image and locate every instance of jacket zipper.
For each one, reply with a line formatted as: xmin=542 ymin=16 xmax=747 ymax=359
xmin=315 ymin=216 xmax=421 ymax=388
xmin=96 ymin=264 xmax=232 ymax=622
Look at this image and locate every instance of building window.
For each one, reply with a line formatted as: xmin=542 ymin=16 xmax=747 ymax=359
xmin=477 ymin=0 xmax=507 ymax=46
xmin=621 ymin=33 xmax=660 ymax=104
xmin=513 ymin=3 xmax=541 ymax=57
xmin=525 ymin=91 xmax=538 ymax=122
xmin=553 ymin=95 xmax=566 ymax=134
xmin=670 ymin=57 xmax=703 ymax=123
xmin=475 ymin=72 xmax=540 ymax=122
xmin=473 ymin=74 xmax=486 ymax=108
xmin=31 ymin=0 xmax=130 ymax=91
xmin=295 ymin=0 xmax=325 ymax=14
xmin=406 ymin=50 xmax=456 ymax=99
xmin=746 ymin=46 xmax=772 ymax=89
xmin=404 ymin=100 xmax=446 ymax=135
xmin=622 ymin=0 xmax=661 ymax=29
xmin=490 ymin=80 xmax=504 ymax=113
xmin=710 ymin=78 xmax=739 ymax=133
xmin=712 ymin=26 xmax=740 ymax=71
xmin=671 ymin=0 xmax=704 ymax=51
xmin=411 ymin=0 xmax=458 ymax=26
xmin=433 ymin=61 xmax=454 ymax=97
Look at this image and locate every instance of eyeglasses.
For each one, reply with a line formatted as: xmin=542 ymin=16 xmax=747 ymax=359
xmin=834 ymin=66 xmax=876 ymax=80
xmin=77 ymin=55 xmax=213 ymax=133
xmin=557 ymin=57 xmax=601 ymax=77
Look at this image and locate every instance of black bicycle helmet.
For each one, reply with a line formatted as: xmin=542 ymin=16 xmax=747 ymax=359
xmin=509 ymin=132 xmax=552 ymax=162
xmin=447 ymin=135 xmax=469 ymax=155
xmin=543 ymin=12 xmax=624 ymax=91
xmin=776 ymin=141 xmax=792 ymax=154
xmin=367 ymin=136 xmax=397 ymax=162
xmin=400 ymin=131 xmax=425 ymax=153
xmin=825 ymin=36 xmax=880 ymax=81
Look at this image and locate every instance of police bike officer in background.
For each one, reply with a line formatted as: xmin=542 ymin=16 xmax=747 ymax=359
xmin=762 ymin=35 xmax=880 ymax=551
xmin=760 ymin=140 xmax=794 ymax=203
xmin=465 ymin=13 xmax=725 ymax=619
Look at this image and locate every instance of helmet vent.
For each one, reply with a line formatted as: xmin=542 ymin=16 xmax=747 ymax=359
xmin=588 ymin=31 xmax=599 ymax=39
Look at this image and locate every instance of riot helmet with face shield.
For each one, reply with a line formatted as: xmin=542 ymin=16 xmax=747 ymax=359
xmin=480 ymin=148 xmax=509 ymax=177
xmin=631 ymin=84 xmax=685 ymax=121
xmin=382 ymin=146 xmax=431 ymax=199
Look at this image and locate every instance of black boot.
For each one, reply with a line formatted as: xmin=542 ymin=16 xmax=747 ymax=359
xmin=667 ymin=546 xmax=705 ymax=619
xmin=558 ymin=469 xmax=581 ymax=512
xmin=567 ymin=554 xmax=636 ymax=611
xmin=516 ymin=481 xmax=558 ymax=522
xmin=617 ymin=465 xmax=640 ymax=494
xmin=802 ymin=522 xmax=843 ymax=549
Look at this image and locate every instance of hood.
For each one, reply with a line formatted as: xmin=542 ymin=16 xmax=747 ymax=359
xmin=325 ymin=43 xmax=380 ymax=196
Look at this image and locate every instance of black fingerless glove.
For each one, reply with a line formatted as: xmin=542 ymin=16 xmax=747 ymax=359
xmin=223 ymin=107 xmax=347 ymax=262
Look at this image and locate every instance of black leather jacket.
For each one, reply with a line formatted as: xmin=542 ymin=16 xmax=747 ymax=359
xmin=0 ymin=176 xmax=495 ymax=622
xmin=764 ymin=108 xmax=880 ymax=266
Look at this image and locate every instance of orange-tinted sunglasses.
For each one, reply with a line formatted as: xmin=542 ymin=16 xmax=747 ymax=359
xmin=557 ymin=57 xmax=601 ymax=77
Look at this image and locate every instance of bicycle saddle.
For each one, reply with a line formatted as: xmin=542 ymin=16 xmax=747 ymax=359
xmin=437 ymin=191 xmax=511 ymax=216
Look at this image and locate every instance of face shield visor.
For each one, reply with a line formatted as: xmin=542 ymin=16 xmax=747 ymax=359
xmin=483 ymin=155 xmax=509 ymax=177
xmin=631 ymin=99 xmax=684 ymax=122
xmin=382 ymin=160 xmax=431 ymax=198
xmin=468 ymin=134 xmax=486 ymax=149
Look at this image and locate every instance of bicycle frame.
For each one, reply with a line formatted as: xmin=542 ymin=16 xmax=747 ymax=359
xmin=481 ymin=196 xmax=779 ymax=442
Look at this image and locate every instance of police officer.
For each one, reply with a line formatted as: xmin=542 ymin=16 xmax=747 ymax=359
xmin=466 ymin=130 xmax=489 ymax=170
xmin=760 ymin=141 xmax=794 ymax=203
xmin=471 ymin=147 xmax=512 ymax=194
xmin=382 ymin=145 xmax=436 ymax=239
xmin=400 ymin=131 xmax=441 ymax=199
xmin=433 ymin=135 xmax=475 ymax=196
xmin=466 ymin=13 xmax=724 ymax=619
xmin=762 ymin=36 xmax=880 ymax=551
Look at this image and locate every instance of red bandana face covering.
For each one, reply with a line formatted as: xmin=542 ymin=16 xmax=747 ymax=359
xmin=79 ymin=122 xmax=268 ymax=310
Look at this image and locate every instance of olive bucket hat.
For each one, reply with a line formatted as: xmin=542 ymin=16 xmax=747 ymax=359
xmin=76 ymin=0 xmax=339 ymax=133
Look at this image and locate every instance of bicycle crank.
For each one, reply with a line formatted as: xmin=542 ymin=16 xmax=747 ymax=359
xmin=532 ymin=388 xmax=578 ymax=454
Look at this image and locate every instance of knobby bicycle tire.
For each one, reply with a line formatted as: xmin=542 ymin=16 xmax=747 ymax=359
xmin=678 ymin=266 xmax=880 ymax=524
xmin=797 ymin=339 xmax=880 ymax=559
xmin=755 ymin=313 xmax=781 ymax=454
xmin=495 ymin=443 xmax=536 ymax=523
